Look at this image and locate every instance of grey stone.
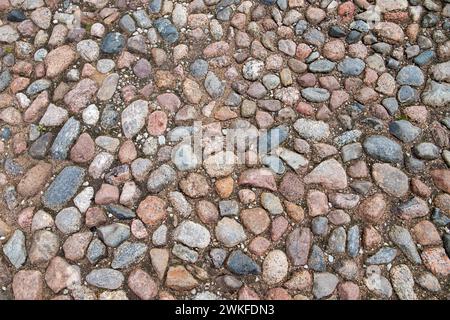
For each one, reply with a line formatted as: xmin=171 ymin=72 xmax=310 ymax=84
xmin=55 ymin=207 xmax=82 ymax=234
xmin=311 ymin=217 xmax=328 ymax=236
xmin=147 ymin=164 xmax=177 ymax=193
xmin=42 ymin=166 xmax=85 ymax=212
xmin=389 ymin=225 xmax=422 ymax=264
xmin=366 ymin=247 xmax=398 ymax=265
xmin=413 ymin=142 xmax=440 ymax=160
xmin=363 ymin=135 xmax=403 ymax=163
xmin=338 ymin=57 xmax=365 ymax=76
xmin=294 ymin=119 xmax=330 ymax=141
xmin=422 ymin=81 xmax=450 ymax=107
xmin=308 ymin=245 xmax=326 ymax=272
xmin=313 ymin=272 xmax=339 ymax=299
xmin=210 ymin=248 xmax=227 ymax=268
xmin=389 ymin=120 xmax=421 ymax=143
xmin=104 ymin=204 xmax=136 ymax=220
xmin=390 ymin=264 xmax=417 ymax=300
xmin=154 ymin=18 xmax=179 ymax=43
xmin=3 ymin=230 xmax=27 ymax=269
xmin=204 ymin=72 xmax=224 ymax=98
xmin=172 ymin=243 xmax=198 ymax=263
xmin=219 ymin=200 xmax=239 ymax=216
xmin=398 ymin=85 xmax=418 ymax=105
xmin=97 ymin=223 xmax=131 ymax=248
xmin=396 ymin=65 xmax=425 ymax=86
xmin=347 ymin=225 xmax=360 ymax=258
xmin=190 ymin=59 xmax=209 ymax=78
xmin=50 ymin=117 xmax=80 ymax=160
xmin=301 ymin=88 xmax=330 ymax=103
xmin=86 ymin=269 xmax=124 ymax=289
xmin=100 ymin=32 xmax=125 ymax=54
xmin=111 ymin=242 xmax=147 ymax=269
xmin=308 ymin=59 xmax=336 ymax=73
xmin=226 ymin=250 xmax=260 ymax=275
xmin=258 ymin=125 xmax=289 ymax=154
xmin=327 ymin=227 xmax=346 ymax=254
xmin=87 ymin=238 xmax=107 ymax=264
xmin=174 ymin=220 xmax=211 ymax=249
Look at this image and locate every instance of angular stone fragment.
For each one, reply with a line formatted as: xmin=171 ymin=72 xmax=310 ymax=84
xmin=45 ymin=45 xmax=77 ymax=78
xmin=238 ymin=168 xmax=277 ymax=191
xmin=286 ymin=227 xmax=312 ymax=266
xmin=372 ymin=164 xmax=409 ymax=197
xmin=42 ymin=166 xmax=85 ymax=211
xmin=304 ymin=159 xmax=348 ymax=190
xmin=165 ymin=266 xmax=199 ymax=290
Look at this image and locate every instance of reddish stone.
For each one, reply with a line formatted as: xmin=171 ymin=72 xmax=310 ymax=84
xmin=284 ymin=201 xmax=304 ymax=222
xmin=45 ymin=45 xmax=77 ymax=78
xmin=85 ymin=207 xmax=107 ymax=228
xmin=63 ymin=232 xmax=93 ymax=261
xmin=284 ymin=270 xmax=312 ymax=291
xmin=330 ymin=90 xmax=349 ymax=110
xmin=13 ymin=270 xmax=43 ymax=300
xmin=215 ymin=176 xmax=234 ymax=199
xmin=64 ymin=78 xmax=98 ymax=113
xmin=358 ymin=193 xmax=386 ymax=223
xmin=238 ymin=168 xmax=277 ymax=191
xmin=338 ymin=282 xmax=360 ymax=300
xmin=404 ymin=106 xmax=428 ymax=124
xmin=434 ymin=193 xmax=450 ymax=214
xmin=203 ymin=41 xmax=229 ymax=58
xmin=137 ymin=196 xmax=167 ymax=226
xmin=249 ymin=236 xmax=271 ymax=256
xmin=410 ymin=178 xmax=431 ymax=198
xmin=297 ymin=73 xmax=317 ymax=87
xmin=271 ymin=216 xmax=288 ymax=241
xmin=238 ymin=286 xmax=260 ymax=300
xmin=286 ymin=227 xmax=312 ymax=266
xmin=156 ymin=93 xmax=181 ymax=113
xmin=431 ymin=170 xmax=450 ymax=194
xmin=95 ymin=183 xmax=119 ymax=205
xmin=118 ymin=140 xmax=137 ymax=164
xmin=179 ymin=173 xmax=211 ymax=198
xmin=128 ymin=268 xmax=158 ymax=300
xmin=147 ymin=110 xmax=168 ymax=136
xmin=70 ymin=133 xmax=95 ymax=163
xmin=307 ymin=190 xmax=328 ymax=217
xmin=45 ymin=257 xmax=81 ymax=293
xmin=17 ymin=207 xmax=34 ymax=232
xmin=384 ymin=11 xmax=409 ymax=23
xmin=296 ymin=102 xmax=315 ymax=116
xmin=238 ymin=189 xmax=256 ymax=204
xmin=24 ymin=91 xmax=49 ymax=123
xmin=295 ymin=43 xmax=312 ymax=61
xmin=363 ymin=226 xmax=382 ymax=251
xmin=17 ymin=162 xmax=52 ymax=197
xmin=323 ymin=40 xmax=346 ymax=61
xmin=131 ymin=219 xmax=148 ymax=239
xmin=196 ymin=200 xmax=219 ymax=225
xmin=338 ymin=1 xmax=356 ymax=22
xmin=266 ymin=287 xmax=292 ymax=300
xmin=412 ymin=221 xmax=442 ymax=246
xmin=421 ymin=247 xmax=450 ymax=277
xmin=165 ymin=265 xmax=199 ymax=290
xmin=241 ymin=208 xmax=270 ymax=235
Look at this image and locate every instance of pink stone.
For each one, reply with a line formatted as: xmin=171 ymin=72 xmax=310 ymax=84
xmin=238 ymin=168 xmax=277 ymax=191
xmin=95 ymin=183 xmax=119 ymax=205
xmin=147 ymin=110 xmax=168 ymax=136
xmin=13 ymin=270 xmax=43 ymax=300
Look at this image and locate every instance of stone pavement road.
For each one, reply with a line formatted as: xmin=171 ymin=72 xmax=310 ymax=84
xmin=0 ymin=0 xmax=449 ymax=300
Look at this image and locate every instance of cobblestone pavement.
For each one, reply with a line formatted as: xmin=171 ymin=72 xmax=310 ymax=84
xmin=0 ymin=0 xmax=449 ymax=300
